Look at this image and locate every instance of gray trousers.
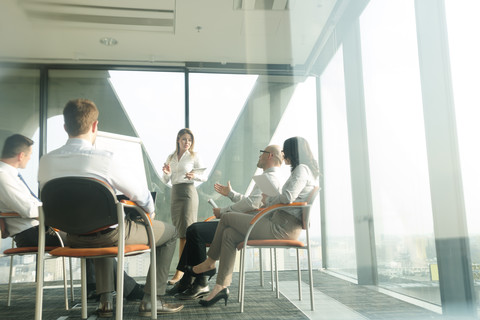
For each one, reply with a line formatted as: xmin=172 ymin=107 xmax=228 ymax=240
xmin=207 ymin=211 xmax=301 ymax=286
xmin=68 ymin=219 xmax=177 ymax=295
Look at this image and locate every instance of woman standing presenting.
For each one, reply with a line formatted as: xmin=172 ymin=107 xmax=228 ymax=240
xmin=162 ymin=128 xmax=206 ymax=285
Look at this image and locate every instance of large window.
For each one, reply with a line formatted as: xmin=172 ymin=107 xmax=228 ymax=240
xmin=359 ymin=0 xmax=438 ymax=304
xmin=320 ymin=46 xmax=357 ymax=278
xmin=445 ymin=0 xmax=480 ymax=305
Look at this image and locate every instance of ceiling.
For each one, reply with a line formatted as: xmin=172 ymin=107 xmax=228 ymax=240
xmin=0 ymin=0 xmax=342 ymax=71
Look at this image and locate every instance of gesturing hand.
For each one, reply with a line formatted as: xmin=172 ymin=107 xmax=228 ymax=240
xmin=214 ymin=181 xmax=232 ymax=196
xmin=162 ymin=163 xmax=171 ymax=175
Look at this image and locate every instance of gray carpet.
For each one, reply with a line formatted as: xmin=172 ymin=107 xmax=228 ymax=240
xmin=0 ymin=270 xmax=451 ymax=319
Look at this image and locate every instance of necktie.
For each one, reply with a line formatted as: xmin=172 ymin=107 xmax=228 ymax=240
xmin=18 ymin=173 xmax=39 ymax=200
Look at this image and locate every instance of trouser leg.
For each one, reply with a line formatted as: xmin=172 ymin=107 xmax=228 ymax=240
xmin=125 ymin=219 xmax=177 ymax=295
xmin=177 ymin=221 xmax=218 ymax=272
xmin=94 ymin=258 xmax=114 ymax=294
xmin=207 ymin=213 xmax=276 ymax=286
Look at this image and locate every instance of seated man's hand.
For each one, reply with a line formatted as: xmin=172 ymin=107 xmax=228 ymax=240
xmin=213 ymin=208 xmax=221 ymax=219
xmin=214 ymin=181 xmax=232 ymax=196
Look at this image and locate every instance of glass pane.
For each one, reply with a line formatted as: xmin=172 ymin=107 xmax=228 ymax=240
xmin=188 ymin=73 xmax=258 ymax=218
xmin=360 ymin=0 xmax=439 ymax=304
xmin=0 ymin=66 xmax=40 ymax=283
xmin=189 ymin=73 xmax=257 ymax=178
xmin=320 ymin=46 xmax=357 ymax=278
xmin=445 ymin=0 xmax=480 ymax=307
xmin=109 ymin=70 xmax=185 ymax=175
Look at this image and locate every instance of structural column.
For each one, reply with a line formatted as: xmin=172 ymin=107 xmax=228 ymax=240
xmin=343 ymin=19 xmax=377 ymax=285
xmin=415 ymin=1 xmax=476 ymax=317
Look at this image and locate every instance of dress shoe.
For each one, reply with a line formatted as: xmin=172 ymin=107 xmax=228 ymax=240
xmin=166 ymin=279 xmax=191 ymax=296
xmin=87 ymin=289 xmax=100 ymax=301
xmin=96 ymin=293 xmax=114 ymax=318
xmin=126 ymin=283 xmax=145 ymax=301
xmin=138 ymin=298 xmax=184 ymax=316
xmin=175 ymin=283 xmax=210 ymax=300
xmin=199 ymin=288 xmax=229 ymax=307
xmin=185 ymin=265 xmax=216 ymax=280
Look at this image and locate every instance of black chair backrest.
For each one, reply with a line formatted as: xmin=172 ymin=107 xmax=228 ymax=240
xmin=41 ymin=177 xmax=118 ymax=234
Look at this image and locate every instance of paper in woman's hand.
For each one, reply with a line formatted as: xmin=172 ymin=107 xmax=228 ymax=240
xmin=191 ymin=167 xmax=207 ymax=174
xmin=253 ymin=175 xmax=280 ymax=197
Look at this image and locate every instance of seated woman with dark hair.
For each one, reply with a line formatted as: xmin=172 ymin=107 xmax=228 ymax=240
xmin=188 ymin=136 xmax=319 ymax=307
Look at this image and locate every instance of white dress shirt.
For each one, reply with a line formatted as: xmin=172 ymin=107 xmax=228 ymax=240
xmin=38 ymin=138 xmax=154 ymax=213
xmin=265 ymin=164 xmax=317 ymax=221
xmin=220 ymin=166 xmax=283 ymax=215
xmin=0 ymin=161 xmax=40 ymax=236
xmin=161 ymin=150 xmax=206 ymax=185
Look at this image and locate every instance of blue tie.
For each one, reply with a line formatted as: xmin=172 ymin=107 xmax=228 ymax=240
xmin=18 ymin=173 xmax=39 ymax=200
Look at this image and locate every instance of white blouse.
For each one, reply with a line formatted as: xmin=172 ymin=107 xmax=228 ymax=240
xmin=265 ymin=164 xmax=317 ymax=221
xmin=161 ymin=150 xmax=206 ymax=185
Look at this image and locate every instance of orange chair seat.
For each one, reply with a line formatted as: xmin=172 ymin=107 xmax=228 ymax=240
xmin=4 ymin=246 xmax=59 ymax=254
xmin=237 ymin=239 xmax=305 ymax=250
xmin=49 ymin=244 xmax=150 ymax=257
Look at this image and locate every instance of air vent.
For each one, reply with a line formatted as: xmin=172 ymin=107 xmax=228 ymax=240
xmin=233 ymin=0 xmax=289 ymax=10
xmin=18 ymin=0 xmax=175 ymax=32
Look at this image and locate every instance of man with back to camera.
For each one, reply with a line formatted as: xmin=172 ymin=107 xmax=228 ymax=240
xmin=38 ymin=99 xmax=183 ymax=317
xmin=168 ymin=145 xmax=284 ymax=300
xmin=0 ymin=134 xmax=145 ymax=303
xmin=0 ymin=134 xmax=148 ymax=301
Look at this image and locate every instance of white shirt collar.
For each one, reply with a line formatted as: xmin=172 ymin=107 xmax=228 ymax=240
xmin=0 ymin=161 xmax=19 ymax=177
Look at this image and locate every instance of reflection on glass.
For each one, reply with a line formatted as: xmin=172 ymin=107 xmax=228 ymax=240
xmin=0 ymin=67 xmax=40 ymax=283
xmin=189 ymin=73 xmax=257 ymax=179
xmin=360 ymin=0 xmax=439 ymax=304
xmin=109 ymin=70 xmax=185 ymax=176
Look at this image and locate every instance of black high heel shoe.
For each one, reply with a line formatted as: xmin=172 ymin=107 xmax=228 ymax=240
xmin=199 ymin=288 xmax=229 ymax=307
xmin=185 ymin=265 xmax=216 ymax=280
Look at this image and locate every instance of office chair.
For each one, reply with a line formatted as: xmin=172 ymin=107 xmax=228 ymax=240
xmin=0 ymin=212 xmax=72 ymax=309
xmin=35 ymin=177 xmax=157 ymax=320
xmin=237 ymin=186 xmax=319 ymax=313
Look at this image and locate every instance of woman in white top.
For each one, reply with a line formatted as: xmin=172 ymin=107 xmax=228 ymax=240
xmin=188 ymin=136 xmax=319 ymax=307
xmin=162 ymin=128 xmax=206 ymax=284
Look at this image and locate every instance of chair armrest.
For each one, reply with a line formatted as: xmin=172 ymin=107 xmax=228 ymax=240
xmin=239 ymin=202 xmax=308 ymax=251
xmin=250 ymin=202 xmax=307 ymax=225
xmin=0 ymin=212 xmax=21 ymax=239
xmin=120 ymin=200 xmax=153 ymax=226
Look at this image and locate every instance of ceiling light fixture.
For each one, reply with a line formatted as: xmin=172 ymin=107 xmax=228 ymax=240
xmin=99 ymin=37 xmax=118 ymax=46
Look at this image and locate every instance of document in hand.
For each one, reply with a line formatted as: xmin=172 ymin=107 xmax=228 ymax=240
xmin=191 ymin=167 xmax=207 ymax=174
xmin=253 ymin=174 xmax=280 ymax=197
